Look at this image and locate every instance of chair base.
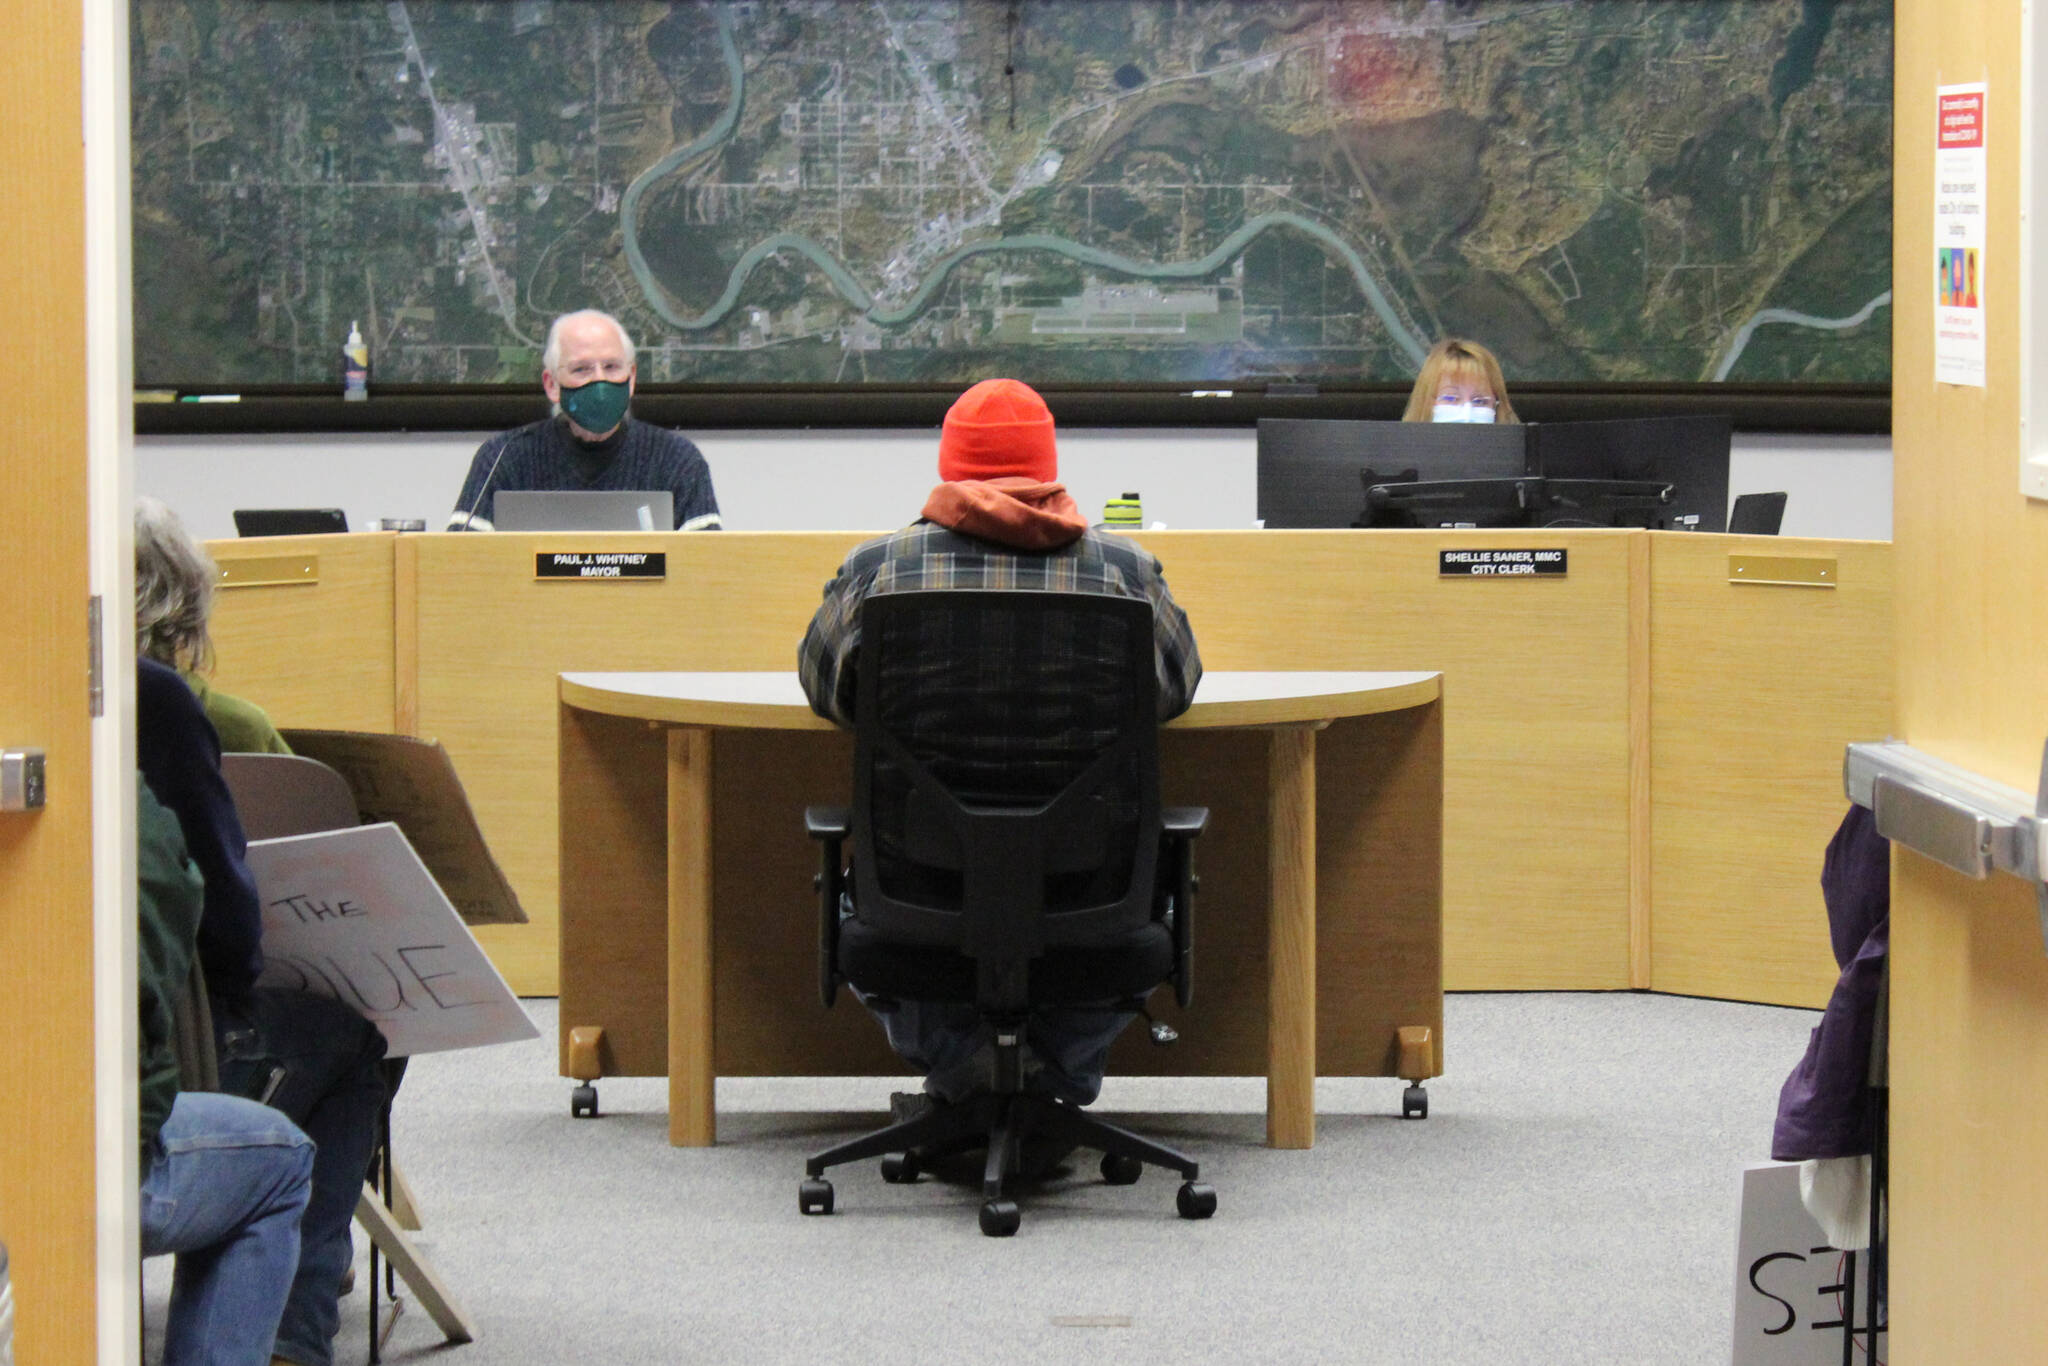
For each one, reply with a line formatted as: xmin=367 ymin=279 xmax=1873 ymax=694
xmin=800 ymin=1089 xmax=1215 ymax=1234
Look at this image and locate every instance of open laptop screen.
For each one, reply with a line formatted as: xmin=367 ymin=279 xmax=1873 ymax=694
xmin=491 ymin=491 xmax=674 ymax=532
xmin=233 ymin=508 xmax=349 ymax=537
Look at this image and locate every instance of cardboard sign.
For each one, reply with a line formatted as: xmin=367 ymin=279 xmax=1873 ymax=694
xmin=1730 ymin=1162 xmax=1877 ymax=1364
xmin=245 ymin=823 xmax=538 ymax=1057
xmin=280 ymin=729 xmax=527 ymax=925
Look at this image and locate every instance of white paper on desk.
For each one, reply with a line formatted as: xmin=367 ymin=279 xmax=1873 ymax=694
xmin=245 ymin=823 xmax=538 ymax=1057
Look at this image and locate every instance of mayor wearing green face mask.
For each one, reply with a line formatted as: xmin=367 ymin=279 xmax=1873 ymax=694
xmin=447 ymin=308 xmax=723 ymax=530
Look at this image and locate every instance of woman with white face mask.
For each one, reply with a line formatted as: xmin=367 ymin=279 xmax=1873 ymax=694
xmin=1400 ymin=337 xmax=1520 ymax=425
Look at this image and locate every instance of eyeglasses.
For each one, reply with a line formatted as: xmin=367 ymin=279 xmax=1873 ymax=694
xmin=558 ymin=357 xmax=632 ymax=382
xmin=1435 ymin=394 xmax=1497 ymax=410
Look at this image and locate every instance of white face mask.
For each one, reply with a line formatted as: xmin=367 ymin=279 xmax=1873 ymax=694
xmin=1432 ymin=399 xmax=1497 ymax=424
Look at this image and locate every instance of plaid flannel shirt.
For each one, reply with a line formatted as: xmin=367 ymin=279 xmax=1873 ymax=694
xmin=798 ymin=522 xmax=1202 ymax=728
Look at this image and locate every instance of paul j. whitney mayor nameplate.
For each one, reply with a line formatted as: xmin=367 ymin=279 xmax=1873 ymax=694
xmin=535 ymin=551 xmax=666 ymax=580
xmin=1439 ymin=548 xmax=1567 ymax=577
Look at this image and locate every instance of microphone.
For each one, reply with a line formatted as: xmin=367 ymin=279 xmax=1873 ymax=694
xmin=448 ymin=439 xmax=511 ymax=531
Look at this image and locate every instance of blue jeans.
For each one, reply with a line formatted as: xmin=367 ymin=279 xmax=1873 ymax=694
xmin=213 ymin=989 xmax=388 ymax=1366
xmin=860 ymin=992 xmax=1135 ymax=1105
xmin=141 ymin=1092 xmax=313 ymax=1366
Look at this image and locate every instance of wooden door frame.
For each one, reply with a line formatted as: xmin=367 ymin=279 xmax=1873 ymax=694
xmin=86 ymin=0 xmax=138 ymax=1357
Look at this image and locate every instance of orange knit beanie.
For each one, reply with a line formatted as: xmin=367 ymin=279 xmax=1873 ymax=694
xmin=937 ymin=378 xmax=1058 ymax=484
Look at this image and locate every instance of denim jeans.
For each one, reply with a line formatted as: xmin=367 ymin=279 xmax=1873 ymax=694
xmin=213 ymin=989 xmax=388 ymax=1366
xmin=0 ymin=1234 xmax=14 ymax=1366
xmin=860 ymin=992 xmax=1136 ymax=1105
xmin=141 ymin=1092 xmax=313 ymax=1366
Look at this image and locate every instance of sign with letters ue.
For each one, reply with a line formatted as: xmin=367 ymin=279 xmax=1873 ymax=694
xmin=1439 ymin=548 xmax=1567 ymax=577
xmin=535 ymin=551 xmax=667 ymax=580
xmin=245 ymin=823 xmax=538 ymax=1057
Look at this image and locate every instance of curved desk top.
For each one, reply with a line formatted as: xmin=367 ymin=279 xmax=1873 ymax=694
xmin=560 ymin=669 xmax=1442 ymax=731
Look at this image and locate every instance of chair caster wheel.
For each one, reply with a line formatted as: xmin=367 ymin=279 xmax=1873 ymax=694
xmin=979 ymin=1199 xmax=1021 ymax=1237
xmin=798 ymin=1178 xmax=834 ymax=1215
xmin=1402 ymin=1084 xmax=1429 ymax=1120
xmin=1176 ymin=1181 xmax=1217 ymax=1220
xmin=1100 ymin=1152 xmax=1144 ymax=1186
xmin=570 ymin=1083 xmax=598 ymax=1118
xmin=881 ymin=1152 xmax=921 ymax=1184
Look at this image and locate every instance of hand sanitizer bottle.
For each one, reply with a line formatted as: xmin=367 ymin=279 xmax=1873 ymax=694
xmin=342 ymin=321 xmax=369 ymax=401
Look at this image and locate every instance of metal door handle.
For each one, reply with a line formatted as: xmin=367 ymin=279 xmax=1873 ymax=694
xmin=1845 ymin=738 xmax=2048 ymax=950
xmin=1 ymin=749 xmax=45 ymax=812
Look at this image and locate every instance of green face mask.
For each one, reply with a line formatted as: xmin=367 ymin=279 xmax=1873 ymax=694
xmin=560 ymin=379 xmax=631 ymax=435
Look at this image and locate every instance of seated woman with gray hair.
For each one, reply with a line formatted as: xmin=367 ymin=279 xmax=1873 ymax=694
xmin=135 ymin=495 xmax=291 ymax=755
xmin=135 ymin=494 xmax=389 ymax=1366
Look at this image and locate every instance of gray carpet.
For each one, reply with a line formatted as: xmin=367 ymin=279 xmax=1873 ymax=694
xmin=148 ymin=991 xmax=1818 ymax=1365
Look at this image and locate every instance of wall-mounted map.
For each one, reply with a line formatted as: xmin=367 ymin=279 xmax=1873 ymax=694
xmin=132 ymin=0 xmax=1892 ymax=389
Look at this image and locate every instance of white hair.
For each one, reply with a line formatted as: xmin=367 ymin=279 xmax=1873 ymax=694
xmin=134 ymin=495 xmax=218 ymax=672
xmin=542 ymin=310 xmax=636 ymax=375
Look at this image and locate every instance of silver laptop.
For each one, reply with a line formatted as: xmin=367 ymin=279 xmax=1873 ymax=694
xmin=492 ymin=490 xmax=673 ymax=532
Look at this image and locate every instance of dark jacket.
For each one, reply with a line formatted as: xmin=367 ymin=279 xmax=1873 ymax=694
xmin=138 ymin=657 xmax=264 ymax=1009
xmin=1772 ymin=804 xmax=1889 ymax=1161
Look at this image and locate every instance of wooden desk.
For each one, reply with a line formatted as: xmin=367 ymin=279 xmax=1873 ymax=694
xmin=557 ymin=669 xmax=1444 ymax=1149
xmin=204 ymin=529 xmax=1891 ymax=1010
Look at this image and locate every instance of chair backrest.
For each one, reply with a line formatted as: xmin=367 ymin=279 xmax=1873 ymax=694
xmin=848 ymin=590 xmax=1162 ymax=1013
xmin=1728 ymin=491 xmax=1788 ymax=535
xmin=220 ymin=752 xmax=361 ymax=839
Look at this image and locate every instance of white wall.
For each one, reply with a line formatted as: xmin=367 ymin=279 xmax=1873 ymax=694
xmin=137 ymin=427 xmax=1890 ymax=543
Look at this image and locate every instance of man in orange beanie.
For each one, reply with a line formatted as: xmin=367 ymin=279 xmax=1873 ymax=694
xmin=798 ymin=377 xmax=1202 ymax=1117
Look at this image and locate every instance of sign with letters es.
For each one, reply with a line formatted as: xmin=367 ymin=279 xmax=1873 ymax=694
xmin=535 ymin=551 xmax=666 ymax=580
xmin=1730 ymin=1162 xmax=1875 ymax=1365
xmin=1439 ymin=548 xmax=1568 ymax=577
xmin=245 ymin=823 xmax=538 ymax=1056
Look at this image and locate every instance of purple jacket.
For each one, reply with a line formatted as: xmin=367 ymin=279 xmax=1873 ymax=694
xmin=1771 ymin=803 xmax=1889 ymax=1161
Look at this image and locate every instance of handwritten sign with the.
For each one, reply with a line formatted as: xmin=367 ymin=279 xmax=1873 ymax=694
xmin=245 ymin=823 xmax=538 ymax=1057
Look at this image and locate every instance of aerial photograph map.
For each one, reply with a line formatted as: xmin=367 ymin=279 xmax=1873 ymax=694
xmin=130 ymin=0 xmax=1892 ymax=389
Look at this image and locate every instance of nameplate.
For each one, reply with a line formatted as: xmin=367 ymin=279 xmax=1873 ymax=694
xmin=1439 ymin=548 xmax=1567 ymax=578
xmin=535 ymin=551 xmax=666 ymax=581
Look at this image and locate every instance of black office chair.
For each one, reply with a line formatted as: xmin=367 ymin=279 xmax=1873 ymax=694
xmin=800 ymin=590 xmax=1214 ymax=1236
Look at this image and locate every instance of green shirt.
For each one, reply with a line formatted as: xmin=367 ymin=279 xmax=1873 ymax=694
xmin=138 ymin=781 xmax=205 ymax=1157
xmin=184 ymin=673 xmax=292 ymax=755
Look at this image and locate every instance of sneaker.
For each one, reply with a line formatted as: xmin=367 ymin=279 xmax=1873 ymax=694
xmin=889 ymin=1091 xmax=936 ymax=1126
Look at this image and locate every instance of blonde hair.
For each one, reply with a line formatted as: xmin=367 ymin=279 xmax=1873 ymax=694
xmin=1401 ymin=338 xmax=1519 ymax=424
xmin=134 ymin=495 xmax=217 ymax=673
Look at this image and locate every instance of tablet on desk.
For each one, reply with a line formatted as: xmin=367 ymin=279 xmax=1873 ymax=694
xmin=233 ymin=508 xmax=349 ymax=537
xmin=492 ymin=490 xmax=673 ymax=532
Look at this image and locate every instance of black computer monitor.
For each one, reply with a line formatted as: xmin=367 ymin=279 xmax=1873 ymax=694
xmin=1728 ymin=491 xmax=1788 ymax=535
xmin=1525 ymin=415 xmax=1731 ymax=531
xmin=1256 ymin=419 xmax=1526 ymax=528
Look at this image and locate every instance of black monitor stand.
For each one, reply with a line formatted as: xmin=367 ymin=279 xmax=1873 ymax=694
xmin=1360 ymin=474 xmax=1672 ymax=528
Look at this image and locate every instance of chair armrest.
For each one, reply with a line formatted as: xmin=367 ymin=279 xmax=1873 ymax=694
xmin=807 ymin=807 xmax=849 ymax=1007
xmin=1160 ymin=809 xmax=1207 ymax=1010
